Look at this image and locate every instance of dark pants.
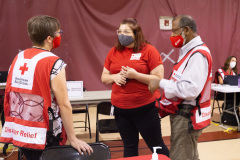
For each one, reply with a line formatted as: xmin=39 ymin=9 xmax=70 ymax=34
xmin=21 ymin=148 xmax=43 ymax=160
xmin=114 ymin=102 xmax=169 ymax=158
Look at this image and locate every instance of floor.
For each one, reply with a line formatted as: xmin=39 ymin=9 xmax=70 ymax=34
xmin=0 ymin=100 xmax=240 ymax=160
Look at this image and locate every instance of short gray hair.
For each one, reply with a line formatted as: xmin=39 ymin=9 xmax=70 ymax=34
xmin=173 ymin=15 xmax=197 ymax=33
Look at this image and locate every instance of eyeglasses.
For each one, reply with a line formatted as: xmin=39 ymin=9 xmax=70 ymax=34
xmin=55 ymin=30 xmax=63 ymax=35
xmin=116 ymin=30 xmax=132 ymax=35
xmin=171 ymin=27 xmax=183 ymax=33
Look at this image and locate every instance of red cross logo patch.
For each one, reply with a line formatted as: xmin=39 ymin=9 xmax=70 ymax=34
xmin=19 ymin=63 xmax=28 ymax=75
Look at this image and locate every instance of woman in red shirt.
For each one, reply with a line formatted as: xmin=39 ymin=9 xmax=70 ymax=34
xmin=101 ymin=18 xmax=169 ymax=157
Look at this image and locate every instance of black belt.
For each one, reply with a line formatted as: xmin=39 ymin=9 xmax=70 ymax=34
xmin=178 ymin=104 xmax=194 ymax=110
xmin=176 ymin=104 xmax=194 ymax=133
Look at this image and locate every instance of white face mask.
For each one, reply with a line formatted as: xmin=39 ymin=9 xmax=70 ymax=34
xmin=230 ymin=61 xmax=236 ymax=69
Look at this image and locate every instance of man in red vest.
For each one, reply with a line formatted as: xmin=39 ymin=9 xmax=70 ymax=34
xmin=0 ymin=15 xmax=92 ymax=160
xmin=149 ymin=15 xmax=212 ymax=160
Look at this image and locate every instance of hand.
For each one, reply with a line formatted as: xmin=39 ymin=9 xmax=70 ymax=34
xmin=70 ymin=138 xmax=93 ymax=156
xmin=113 ymin=72 xmax=127 ymax=86
xmin=148 ymin=79 xmax=161 ymax=94
xmin=121 ymin=66 xmax=138 ymax=79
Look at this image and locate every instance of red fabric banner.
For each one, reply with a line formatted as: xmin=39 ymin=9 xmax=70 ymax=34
xmin=0 ymin=0 xmax=240 ymax=90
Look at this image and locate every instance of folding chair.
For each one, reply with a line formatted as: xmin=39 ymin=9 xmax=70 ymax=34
xmin=211 ymin=71 xmax=223 ymax=116
xmin=40 ymin=143 xmax=111 ymax=160
xmin=96 ymin=101 xmax=119 ymax=142
xmin=72 ymin=88 xmax=91 ymax=138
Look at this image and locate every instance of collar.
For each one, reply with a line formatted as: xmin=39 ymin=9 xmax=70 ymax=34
xmin=32 ymin=46 xmax=50 ymax=51
xmin=178 ymin=36 xmax=203 ymax=62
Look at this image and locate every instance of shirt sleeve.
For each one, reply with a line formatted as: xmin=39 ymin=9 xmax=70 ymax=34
xmin=147 ymin=45 xmax=163 ymax=71
xmin=160 ymin=52 xmax=209 ymax=101
xmin=50 ymin=59 xmax=67 ymax=80
xmin=104 ymin=48 xmax=114 ymax=71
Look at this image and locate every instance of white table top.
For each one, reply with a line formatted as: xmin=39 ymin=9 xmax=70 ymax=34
xmin=212 ymin=84 xmax=240 ymax=131
xmin=0 ymin=82 xmax=111 ymax=104
xmin=211 ymin=83 xmax=240 ymax=93
xmin=69 ymin=90 xmax=112 ymax=104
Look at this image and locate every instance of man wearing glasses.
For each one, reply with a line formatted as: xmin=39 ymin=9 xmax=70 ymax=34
xmin=149 ymin=15 xmax=212 ymax=160
xmin=0 ymin=15 xmax=92 ymax=160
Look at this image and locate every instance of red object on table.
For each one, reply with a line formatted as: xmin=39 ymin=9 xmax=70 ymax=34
xmin=111 ymin=154 xmax=170 ymax=160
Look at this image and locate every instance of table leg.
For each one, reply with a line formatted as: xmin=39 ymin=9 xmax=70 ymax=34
xmin=220 ymin=93 xmax=226 ymax=125
xmin=233 ymin=93 xmax=240 ymax=131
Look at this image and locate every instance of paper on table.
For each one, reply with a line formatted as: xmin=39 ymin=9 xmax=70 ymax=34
xmin=66 ymin=81 xmax=83 ymax=98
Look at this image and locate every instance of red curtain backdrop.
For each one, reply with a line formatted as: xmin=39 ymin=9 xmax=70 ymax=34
xmin=0 ymin=0 xmax=240 ymax=90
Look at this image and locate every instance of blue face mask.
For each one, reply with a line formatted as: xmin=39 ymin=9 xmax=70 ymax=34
xmin=118 ymin=34 xmax=134 ymax=46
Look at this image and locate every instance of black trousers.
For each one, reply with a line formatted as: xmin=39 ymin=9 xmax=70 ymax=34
xmin=21 ymin=148 xmax=43 ymax=160
xmin=114 ymin=102 xmax=169 ymax=157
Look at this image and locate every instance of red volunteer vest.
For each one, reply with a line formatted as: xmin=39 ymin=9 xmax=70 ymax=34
xmin=158 ymin=44 xmax=212 ymax=130
xmin=0 ymin=48 xmax=67 ymax=150
xmin=217 ymin=68 xmax=235 ymax=82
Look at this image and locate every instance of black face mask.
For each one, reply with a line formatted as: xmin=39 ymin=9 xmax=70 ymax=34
xmin=118 ymin=34 xmax=134 ymax=46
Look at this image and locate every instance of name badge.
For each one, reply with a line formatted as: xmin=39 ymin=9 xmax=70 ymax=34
xmin=130 ymin=53 xmax=141 ymax=60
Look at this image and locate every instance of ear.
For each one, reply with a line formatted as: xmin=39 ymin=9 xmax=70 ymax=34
xmin=184 ymin=26 xmax=190 ymax=35
xmin=46 ymin=36 xmax=54 ymax=43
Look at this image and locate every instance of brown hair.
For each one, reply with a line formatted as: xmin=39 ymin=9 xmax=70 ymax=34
xmin=27 ymin=15 xmax=60 ymax=46
xmin=116 ymin=18 xmax=147 ymax=53
xmin=222 ymin=56 xmax=238 ymax=74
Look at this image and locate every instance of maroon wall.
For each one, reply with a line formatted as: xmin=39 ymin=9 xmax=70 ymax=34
xmin=1 ymin=0 xmax=240 ymax=90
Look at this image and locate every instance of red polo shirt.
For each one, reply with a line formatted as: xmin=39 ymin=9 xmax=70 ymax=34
xmin=104 ymin=44 xmax=162 ymax=109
